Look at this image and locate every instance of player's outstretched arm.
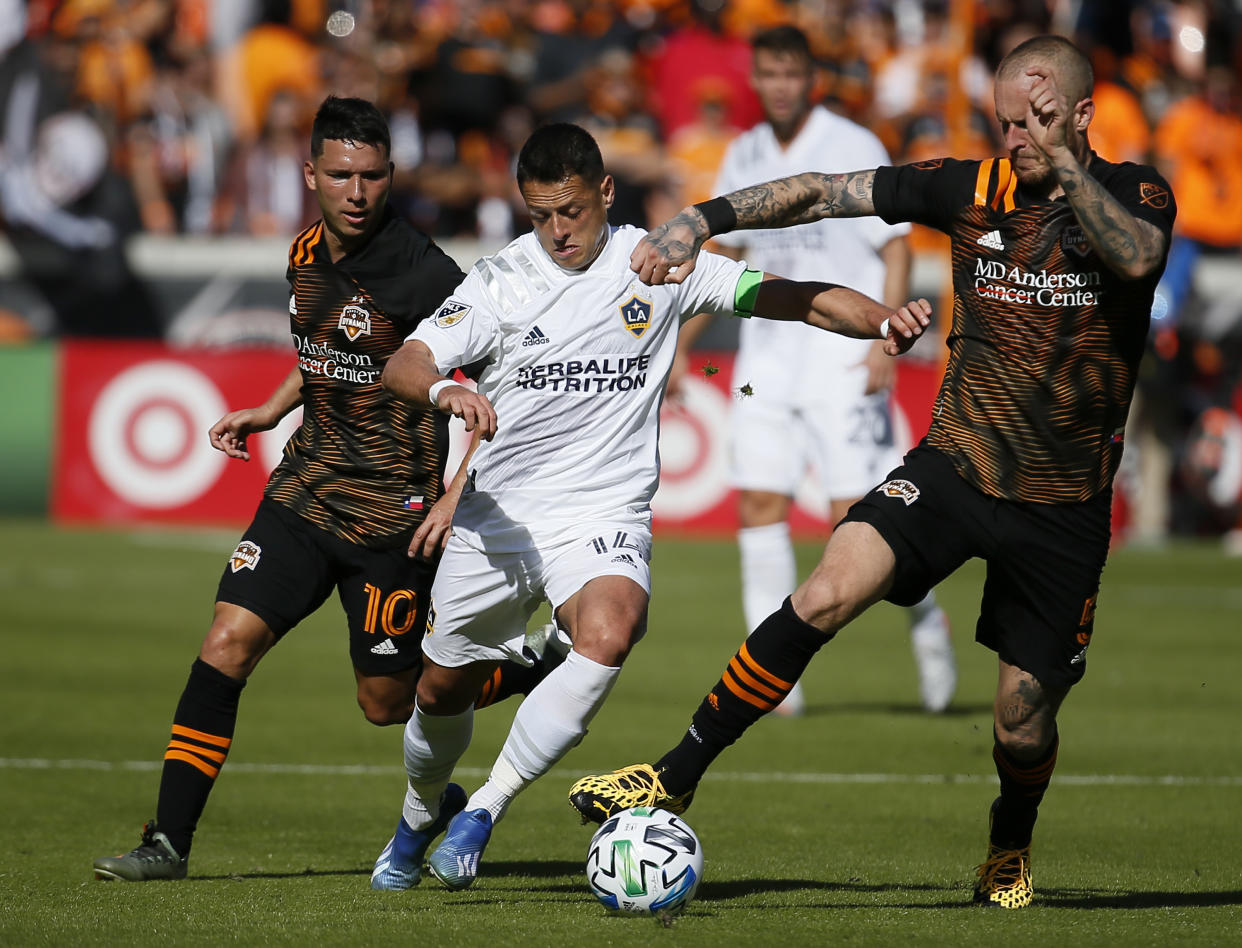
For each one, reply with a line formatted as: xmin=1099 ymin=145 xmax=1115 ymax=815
xmin=630 ymin=170 xmax=878 ymax=286
xmin=750 ymin=279 xmax=930 ymax=355
xmin=382 ymin=340 xmax=498 ymax=440
xmin=208 ymin=366 xmax=303 ymax=461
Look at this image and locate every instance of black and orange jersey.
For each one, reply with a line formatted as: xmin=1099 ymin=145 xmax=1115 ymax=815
xmin=265 ymin=206 xmax=466 ymax=548
xmin=873 ymin=154 xmax=1176 ymax=503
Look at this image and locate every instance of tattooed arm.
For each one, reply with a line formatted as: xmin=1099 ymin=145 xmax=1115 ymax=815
xmin=1024 ymin=66 xmax=1167 ymax=280
xmin=630 ymin=170 xmax=879 ymax=286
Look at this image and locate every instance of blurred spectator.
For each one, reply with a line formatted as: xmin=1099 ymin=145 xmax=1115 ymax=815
xmin=1087 ymin=48 xmax=1151 ymax=165
xmin=218 ymin=0 xmax=320 ymax=143
xmin=573 ymin=47 xmax=666 ymax=226
xmin=126 ymin=46 xmax=232 ymax=234
xmin=222 ymin=87 xmax=317 ymax=236
xmin=526 ymin=0 xmax=639 ymax=123
xmin=666 ymin=76 xmax=740 ymax=208
xmin=647 ymin=0 xmax=761 ymax=141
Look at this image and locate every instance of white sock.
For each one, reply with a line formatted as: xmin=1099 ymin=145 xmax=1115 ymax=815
xmin=738 ymin=521 xmax=796 ymax=632
xmin=906 ymin=589 xmax=940 ymax=627
xmin=468 ymin=649 xmax=621 ymax=823
xmin=401 ymin=700 xmax=473 ymax=830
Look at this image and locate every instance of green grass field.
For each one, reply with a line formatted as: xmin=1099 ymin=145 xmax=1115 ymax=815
xmin=1 ymin=518 xmax=1239 ymax=946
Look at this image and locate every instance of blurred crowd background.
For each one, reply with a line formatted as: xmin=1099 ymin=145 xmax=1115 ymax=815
xmin=1 ymin=0 xmax=1241 ymax=542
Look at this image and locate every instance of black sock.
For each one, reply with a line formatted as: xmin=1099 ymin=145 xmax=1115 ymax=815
xmin=155 ymin=659 xmax=245 ymax=857
xmin=474 ymin=648 xmax=567 ymax=709
xmin=655 ymin=597 xmax=832 ymax=796
xmin=990 ymin=729 xmax=1058 ymax=849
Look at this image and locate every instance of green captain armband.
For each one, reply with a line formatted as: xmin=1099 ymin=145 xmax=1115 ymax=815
xmin=733 ymin=268 xmax=764 ymax=317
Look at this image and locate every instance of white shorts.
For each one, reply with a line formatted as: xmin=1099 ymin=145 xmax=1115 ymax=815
xmin=730 ymin=389 xmax=901 ymax=501
xmin=421 ymin=522 xmax=652 ymax=667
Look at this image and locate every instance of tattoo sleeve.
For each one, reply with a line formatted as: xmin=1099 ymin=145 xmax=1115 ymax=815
xmin=1053 ymin=157 xmax=1166 ymax=279
xmin=724 ymin=170 xmax=877 ymax=229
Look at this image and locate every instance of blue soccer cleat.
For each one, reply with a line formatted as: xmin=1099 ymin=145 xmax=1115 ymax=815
xmin=370 ymin=783 xmax=467 ymax=890
xmin=426 ymin=808 xmax=493 ymax=890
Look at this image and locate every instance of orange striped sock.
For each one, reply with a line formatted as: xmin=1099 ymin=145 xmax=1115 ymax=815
xmin=155 ymin=659 xmax=245 ymax=856
xmin=656 ymin=597 xmax=831 ymax=795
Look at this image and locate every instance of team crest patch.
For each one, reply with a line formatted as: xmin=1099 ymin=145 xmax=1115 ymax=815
xmin=433 ymin=301 xmax=471 ymax=328
xmin=338 ymin=298 xmax=372 ymax=341
xmin=1139 ymin=182 xmax=1170 ymax=209
xmin=877 ymin=478 xmax=920 ymax=505
xmin=229 ymin=540 xmax=261 ymax=573
xmin=1061 ymin=224 xmax=1091 ymax=257
xmin=619 ymin=294 xmax=653 ymax=338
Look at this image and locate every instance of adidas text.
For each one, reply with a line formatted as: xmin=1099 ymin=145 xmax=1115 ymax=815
xmin=976 ymin=230 xmax=1005 ymax=251
xmin=522 ymin=326 xmax=551 ymax=347
xmin=370 ymin=639 xmax=399 ymax=656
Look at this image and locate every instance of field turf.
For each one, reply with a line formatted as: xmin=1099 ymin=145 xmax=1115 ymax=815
xmin=1 ymin=518 xmax=1239 ymax=945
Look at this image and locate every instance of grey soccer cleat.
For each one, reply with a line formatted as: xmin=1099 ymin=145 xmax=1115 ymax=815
xmin=94 ymin=821 xmax=188 ymax=881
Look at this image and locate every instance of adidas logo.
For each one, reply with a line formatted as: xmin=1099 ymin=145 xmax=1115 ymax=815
xmin=522 ymin=325 xmax=551 ymax=347
xmin=976 ymin=229 xmax=1005 ymax=251
xmin=370 ymin=639 xmax=399 ymax=656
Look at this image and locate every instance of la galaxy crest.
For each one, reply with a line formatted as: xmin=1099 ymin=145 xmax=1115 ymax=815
xmin=619 ymin=293 xmax=653 ymax=339
xmin=338 ymin=296 xmax=372 ymax=341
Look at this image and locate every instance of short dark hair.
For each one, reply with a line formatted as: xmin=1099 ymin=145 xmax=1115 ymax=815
xmin=752 ymin=24 xmax=813 ymax=62
xmin=515 ymin=123 xmax=604 ymax=187
xmin=997 ymin=35 xmax=1093 ymax=103
xmin=310 ymin=96 xmax=390 ymax=158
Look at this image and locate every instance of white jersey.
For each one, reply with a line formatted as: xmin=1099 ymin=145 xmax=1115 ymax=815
xmin=713 ymin=105 xmax=909 ymax=403
xmin=413 ymin=225 xmax=748 ymax=551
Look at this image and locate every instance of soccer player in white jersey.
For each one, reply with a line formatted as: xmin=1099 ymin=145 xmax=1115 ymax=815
xmin=676 ymin=26 xmax=956 ymax=714
xmin=369 ymin=122 xmax=930 ymax=891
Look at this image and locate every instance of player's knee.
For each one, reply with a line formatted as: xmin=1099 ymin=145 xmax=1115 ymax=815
xmin=200 ymin=611 xmax=272 ymax=679
xmin=573 ymin=619 xmax=645 ymax=666
xmin=357 ymin=690 xmax=412 ymax=726
xmin=993 ymin=713 xmax=1055 ymax=761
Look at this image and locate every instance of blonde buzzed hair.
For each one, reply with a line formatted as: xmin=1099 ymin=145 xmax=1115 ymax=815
xmin=997 ymin=35 xmax=1094 ymax=104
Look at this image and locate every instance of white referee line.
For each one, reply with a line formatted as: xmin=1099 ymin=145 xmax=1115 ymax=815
xmin=2 ymin=758 xmax=1239 ymax=788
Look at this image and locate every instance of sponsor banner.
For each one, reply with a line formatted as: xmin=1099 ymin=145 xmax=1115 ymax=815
xmin=50 ymin=342 xmax=940 ymax=534
xmin=53 ymin=341 xmax=300 ymax=526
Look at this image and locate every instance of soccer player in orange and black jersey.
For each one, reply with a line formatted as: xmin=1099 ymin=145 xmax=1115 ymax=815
xmin=94 ymin=96 xmax=553 ymax=884
xmin=570 ymin=36 xmax=1176 ymax=909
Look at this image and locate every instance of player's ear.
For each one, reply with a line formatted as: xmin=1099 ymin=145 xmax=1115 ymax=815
xmin=304 ymin=159 xmax=317 ymax=191
xmin=1074 ymin=97 xmax=1094 ymax=133
xmin=600 ymin=173 xmax=615 ymax=209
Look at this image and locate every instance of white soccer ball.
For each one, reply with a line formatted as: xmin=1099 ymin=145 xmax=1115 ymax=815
xmin=586 ymin=806 xmax=704 ymax=916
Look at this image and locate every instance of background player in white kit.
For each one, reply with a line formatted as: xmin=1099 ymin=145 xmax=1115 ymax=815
xmin=370 ymin=123 xmax=930 ymax=891
xmin=676 ymin=26 xmax=955 ymax=714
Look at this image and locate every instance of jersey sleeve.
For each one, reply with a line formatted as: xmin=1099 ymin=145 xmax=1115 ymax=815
xmin=673 ymin=249 xmax=750 ymax=319
xmin=1100 ymin=162 xmax=1177 ymax=236
xmin=409 ymin=241 xmax=468 ymax=327
xmin=872 ymin=158 xmax=978 ymax=233
xmin=408 ymin=269 xmax=499 ymax=373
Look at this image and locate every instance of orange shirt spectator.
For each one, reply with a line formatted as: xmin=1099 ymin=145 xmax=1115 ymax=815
xmin=219 ymin=21 xmax=320 ymax=142
xmin=1155 ymin=72 xmax=1242 ymax=248
xmin=1090 ymin=80 xmax=1151 ymax=165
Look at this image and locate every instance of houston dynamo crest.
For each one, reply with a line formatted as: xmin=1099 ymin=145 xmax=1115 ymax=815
xmin=338 ymin=299 xmax=372 ymax=341
xmin=619 ymin=294 xmax=653 ymax=338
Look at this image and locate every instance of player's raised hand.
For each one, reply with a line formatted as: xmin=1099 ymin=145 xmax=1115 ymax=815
xmin=433 ymin=385 xmax=498 ymax=441
xmin=630 ymin=209 xmax=707 ymax=285
xmin=882 ymin=298 xmax=932 ymax=356
xmin=208 ymin=408 xmax=275 ymax=461
xmin=1024 ymin=66 xmax=1075 ymax=157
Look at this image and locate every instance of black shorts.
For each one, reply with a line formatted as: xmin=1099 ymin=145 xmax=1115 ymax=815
xmin=216 ymin=499 xmax=434 ymax=676
xmin=839 ymin=445 xmax=1112 ymax=690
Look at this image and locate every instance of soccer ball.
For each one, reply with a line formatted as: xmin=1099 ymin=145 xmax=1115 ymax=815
xmin=585 ymin=806 xmax=703 ymax=916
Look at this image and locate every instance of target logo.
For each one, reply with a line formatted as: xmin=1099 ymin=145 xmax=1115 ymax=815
xmin=88 ymin=361 xmax=228 ymax=508
xmin=653 ymin=377 xmax=732 ymax=519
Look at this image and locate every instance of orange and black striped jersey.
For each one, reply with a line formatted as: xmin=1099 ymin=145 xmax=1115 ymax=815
xmin=873 ymin=154 xmax=1176 ymax=503
xmin=265 ymin=207 xmax=466 ymax=548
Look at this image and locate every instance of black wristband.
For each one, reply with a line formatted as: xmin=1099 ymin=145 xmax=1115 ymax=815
xmin=692 ymin=197 xmax=737 ymax=236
